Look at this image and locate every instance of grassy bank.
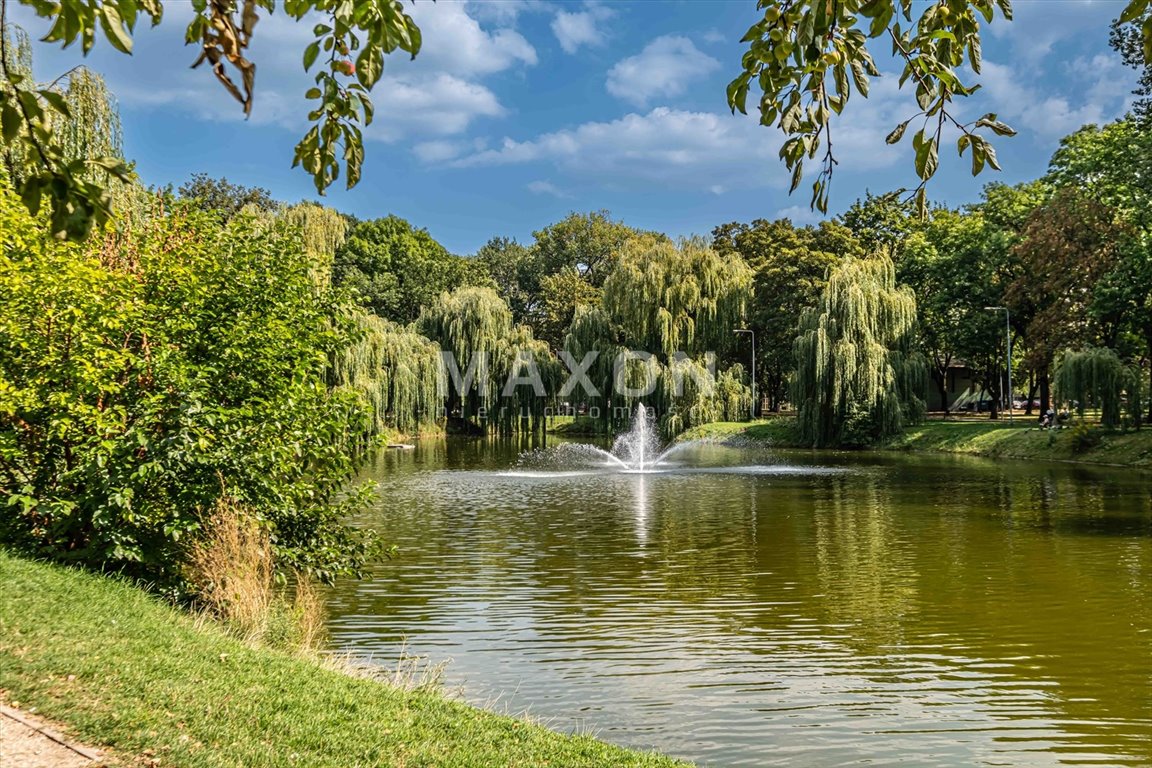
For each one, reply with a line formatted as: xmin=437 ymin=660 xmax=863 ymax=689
xmin=678 ymin=416 xmax=1152 ymax=469
xmin=0 ymin=552 xmax=687 ymax=768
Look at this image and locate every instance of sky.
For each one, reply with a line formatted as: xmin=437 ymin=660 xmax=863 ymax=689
xmin=10 ymin=0 xmax=1141 ymax=255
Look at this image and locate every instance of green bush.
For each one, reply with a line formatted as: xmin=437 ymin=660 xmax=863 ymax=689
xmin=1068 ymin=422 xmax=1102 ymax=454
xmin=0 ymin=185 xmax=376 ymax=589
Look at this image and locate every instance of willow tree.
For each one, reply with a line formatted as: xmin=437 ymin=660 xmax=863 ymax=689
xmin=565 ymin=236 xmax=754 ymax=434
xmin=418 ymin=286 xmax=513 ymax=423
xmin=330 ymin=311 xmax=441 ymax=442
xmin=1 ymin=26 xmax=132 ymax=233
xmin=1054 ymin=348 xmax=1143 ymax=430
xmin=419 ymin=286 xmax=561 ymax=433
xmin=283 ymin=203 xmax=347 ymax=285
xmin=602 ymin=236 xmax=753 ymax=357
xmin=794 ymin=255 xmax=926 ymax=448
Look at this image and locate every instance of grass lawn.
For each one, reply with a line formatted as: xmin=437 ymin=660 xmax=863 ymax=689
xmin=0 ymin=552 xmax=689 ymax=768
xmin=677 ymin=415 xmax=1152 ymax=469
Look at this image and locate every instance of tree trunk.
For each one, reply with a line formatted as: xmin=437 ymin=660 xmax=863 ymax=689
xmin=1025 ymin=369 xmax=1036 ymax=416
xmin=1039 ymin=366 xmax=1051 ymax=415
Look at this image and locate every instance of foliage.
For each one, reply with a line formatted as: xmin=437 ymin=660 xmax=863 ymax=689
xmin=2 ymin=0 xmax=422 ymax=235
xmin=475 ymin=236 xmax=535 ymax=324
xmin=838 ymin=190 xmax=919 ymax=258
xmin=281 ymin=201 xmax=348 ymax=285
xmin=536 ymin=268 xmax=602 ymax=352
xmin=331 ymin=310 xmax=441 ymax=439
xmin=1111 ymin=7 xmax=1152 ymax=124
xmin=0 ymin=182 xmax=375 ymax=588
xmin=1006 ymin=189 xmax=1130 ymax=362
xmin=0 ymin=24 xmax=132 ymax=238
xmin=1067 ymin=421 xmax=1103 ymax=453
xmin=713 ymin=217 xmax=860 ymax=410
xmin=564 ymin=237 xmax=754 ymax=436
xmin=793 ymin=255 xmax=925 ymax=447
xmin=177 ymin=172 xmax=278 ymax=220
xmin=1054 ymin=347 xmax=1142 ymax=430
xmin=531 ymin=210 xmax=664 ymax=288
xmin=334 ymin=215 xmax=490 ymax=324
xmin=728 ymin=0 xmax=1024 ymax=215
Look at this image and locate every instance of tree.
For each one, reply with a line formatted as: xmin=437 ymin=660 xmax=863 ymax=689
xmin=838 ymin=190 xmax=919 ymax=259
xmin=331 ymin=310 xmax=441 ymax=440
xmin=1 ymin=0 xmax=422 ymax=236
xmin=531 ymin=211 xmax=664 ymax=289
xmin=333 ymin=215 xmax=490 ymax=324
xmin=1055 ymin=347 xmax=1143 ymax=429
xmin=1045 ymin=119 xmax=1152 ymax=417
xmin=728 ymin=0 xmax=1150 ymax=215
xmin=535 ymin=269 xmax=601 ymax=353
xmin=178 ymin=173 xmax=278 ymax=220
xmin=793 ymin=255 xmax=925 ymax=447
xmin=0 ymin=181 xmax=377 ymax=587
xmin=1 ymin=24 xmax=132 ymax=238
xmin=475 ymin=236 xmax=535 ymax=325
xmin=712 ymin=217 xmax=860 ymax=410
xmin=565 ymin=237 xmax=754 ymax=435
xmin=1112 ymin=8 xmax=1152 ymax=125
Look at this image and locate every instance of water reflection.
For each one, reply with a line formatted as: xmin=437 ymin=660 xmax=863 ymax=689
xmin=328 ymin=441 xmax=1152 ymax=767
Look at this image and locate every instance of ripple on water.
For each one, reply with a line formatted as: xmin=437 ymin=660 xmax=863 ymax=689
xmin=327 ymin=442 xmax=1152 ymax=767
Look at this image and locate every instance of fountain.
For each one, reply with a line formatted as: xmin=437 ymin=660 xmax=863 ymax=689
xmin=517 ymin=403 xmax=693 ymax=474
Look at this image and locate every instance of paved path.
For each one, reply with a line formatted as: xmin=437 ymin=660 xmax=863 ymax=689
xmin=0 ymin=705 xmax=102 ymax=767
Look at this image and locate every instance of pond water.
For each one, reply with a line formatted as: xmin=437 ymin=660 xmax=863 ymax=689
xmin=325 ymin=437 xmax=1152 ymax=767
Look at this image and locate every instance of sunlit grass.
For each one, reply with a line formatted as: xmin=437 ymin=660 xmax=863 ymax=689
xmin=0 ymin=552 xmax=689 ymax=768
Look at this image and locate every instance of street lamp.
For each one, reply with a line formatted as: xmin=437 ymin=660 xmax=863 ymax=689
xmin=984 ymin=306 xmax=1013 ymax=422
xmin=733 ymin=328 xmax=756 ymax=420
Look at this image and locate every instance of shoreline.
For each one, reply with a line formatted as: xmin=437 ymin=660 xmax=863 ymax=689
xmin=676 ymin=417 xmax=1152 ymax=471
xmin=0 ymin=553 xmax=688 ymax=768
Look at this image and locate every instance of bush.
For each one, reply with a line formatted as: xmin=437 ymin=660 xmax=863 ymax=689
xmin=0 ymin=184 xmax=376 ymax=590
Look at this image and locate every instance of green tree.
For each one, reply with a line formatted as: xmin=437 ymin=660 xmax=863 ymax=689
xmin=475 ymin=236 xmax=536 ymax=325
xmin=531 ymin=211 xmax=664 ymax=289
xmin=1045 ymin=119 xmax=1152 ymax=417
xmin=712 ymin=217 xmax=860 ymax=410
xmin=177 ymin=173 xmax=278 ymax=220
xmin=838 ymin=190 xmax=920 ymax=260
xmin=566 ymin=237 xmax=754 ymax=435
xmin=1112 ymin=8 xmax=1152 ymax=124
xmin=793 ymin=255 xmax=925 ymax=447
xmin=333 ymin=215 xmax=490 ymax=324
xmin=0 ymin=180 xmax=376 ymax=587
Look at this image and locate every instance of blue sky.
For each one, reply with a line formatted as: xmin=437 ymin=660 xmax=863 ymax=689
xmin=12 ymin=0 xmax=1139 ymax=254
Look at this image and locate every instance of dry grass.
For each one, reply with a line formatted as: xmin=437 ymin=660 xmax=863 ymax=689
xmin=184 ymin=498 xmax=327 ymax=653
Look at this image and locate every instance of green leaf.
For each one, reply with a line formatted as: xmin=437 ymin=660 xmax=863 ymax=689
xmin=303 ymin=40 xmax=321 ymax=72
xmin=38 ymin=89 xmax=71 ymax=119
xmin=356 ymin=46 xmax=383 ymax=89
xmin=1 ymin=102 xmax=21 ymax=143
xmin=99 ymin=3 xmax=134 ymax=53
xmin=1119 ymin=0 xmax=1150 ymax=24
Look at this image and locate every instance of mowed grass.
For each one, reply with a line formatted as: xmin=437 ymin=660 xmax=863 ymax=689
xmin=886 ymin=419 xmax=1152 ymax=468
xmin=678 ymin=415 xmax=1152 ymax=469
xmin=0 ymin=552 xmax=689 ymax=768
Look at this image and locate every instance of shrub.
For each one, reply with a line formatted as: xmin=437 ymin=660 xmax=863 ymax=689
xmin=0 ymin=183 xmax=376 ymax=590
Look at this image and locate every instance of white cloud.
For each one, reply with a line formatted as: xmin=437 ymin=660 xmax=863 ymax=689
xmin=975 ymin=58 xmax=1133 ymax=139
xmin=413 ymin=140 xmax=466 ymax=163
xmin=452 ymin=73 xmax=910 ymax=191
xmin=409 ymin=1 xmax=537 ymax=77
xmin=455 ymin=107 xmax=788 ymax=189
xmin=606 ymin=36 xmax=720 ymax=107
xmin=551 ymin=4 xmax=615 ymax=54
xmin=701 ymin=29 xmax=726 ymax=45
xmin=527 ymin=180 xmax=571 ymax=198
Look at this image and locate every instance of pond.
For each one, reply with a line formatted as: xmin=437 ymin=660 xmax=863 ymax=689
xmin=324 ymin=436 xmax=1152 ymax=767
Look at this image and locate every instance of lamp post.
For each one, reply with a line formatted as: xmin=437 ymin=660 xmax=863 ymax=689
xmin=984 ymin=306 xmax=1013 ymax=422
xmin=733 ymin=328 xmax=756 ymax=420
